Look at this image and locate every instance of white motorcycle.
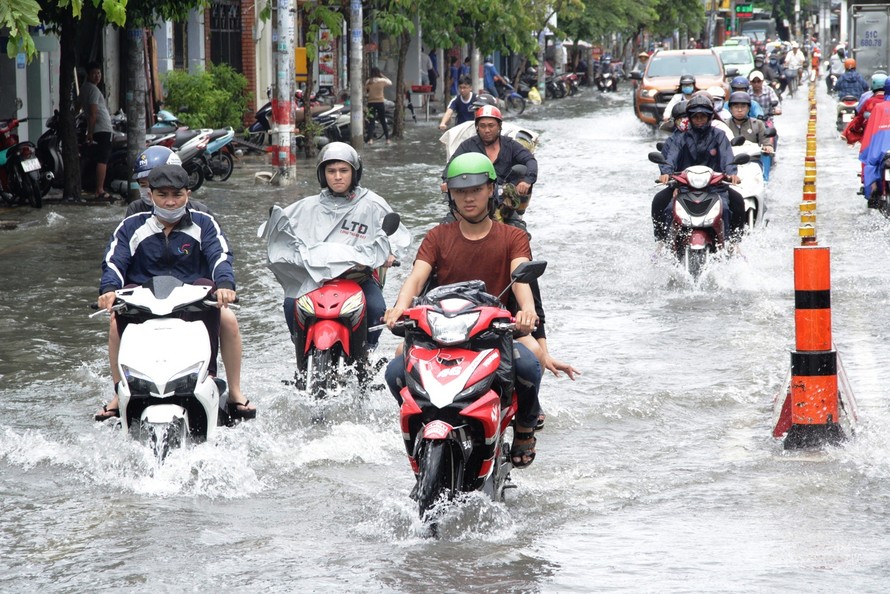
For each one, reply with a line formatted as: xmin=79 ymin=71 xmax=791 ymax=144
xmin=96 ymin=276 xmax=232 ymax=462
xmin=730 ymin=129 xmax=776 ymax=229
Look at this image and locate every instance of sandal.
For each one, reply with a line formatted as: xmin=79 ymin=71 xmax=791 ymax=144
xmin=510 ymin=431 xmax=536 ymax=469
xmin=227 ymin=399 xmax=257 ymax=420
xmin=94 ymin=404 xmax=120 ymax=422
xmin=535 ymin=412 xmax=546 ymax=432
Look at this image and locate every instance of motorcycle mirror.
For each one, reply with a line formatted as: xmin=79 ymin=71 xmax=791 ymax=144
xmin=764 ymin=127 xmax=778 ymax=138
xmin=508 ymin=164 xmax=528 ymax=183
xmin=497 ymin=261 xmax=547 ymax=301
xmin=730 ymin=135 xmax=747 ymax=146
xmin=382 ymin=212 xmax=401 ymax=236
xmin=648 ymin=151 xmax=667 ymax=165
xmin=732 ymin=153 xmax=751 ymax=165
xmin=629 ymin=70 xmax=643 ymax=80
xmin=655 ymin=141 xmax=665 ymax=152
xmin=725 ymin=68 xmax=740 ymax=78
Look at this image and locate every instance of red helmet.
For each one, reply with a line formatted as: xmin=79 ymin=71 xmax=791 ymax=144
xmin=474 ymin=105 xmax=503 ymax=122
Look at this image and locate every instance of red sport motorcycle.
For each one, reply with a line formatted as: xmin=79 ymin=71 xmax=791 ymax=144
xmin=292 ymin=213 xmax=401 ymax=398
xmin=390 ymin=261 xmax=547 ymax=525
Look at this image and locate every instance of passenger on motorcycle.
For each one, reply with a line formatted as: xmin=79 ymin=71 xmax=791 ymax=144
xmin=845 ymin=75 xmax=888 ymax=145
xmin=438 ymin=76 xmax=477 ymax=130
xmin=443 ymin=105 xmax=537 ymax=218
xmin=96 ymin=163 xmax=255 ymax=421
xmin=726 ymin=92 xmax=775 ymax=163
xmin=707 ymin=86 xmax=729 ymax=122
xmin=662 ymin=74 xmax=697 ymax=123
xmin=652 ymin=95 xmax=744 ymax=241
xmin=385 ymin=153 xmax=551 ymax=468
xmin=856 ymin=71 xmax=888 ymax=112
xmin=858 ymin=88 xmax=890 ymax=206
xmin=729 ymin=77 xmax=765 ymax=119
xmin=826 ymin=48 xmax=846 ymax=92
xmin=835 ymin=58 xmax=869 ymax=100
xmin=748 ymin=71 xmax=782 ymax=119
xmin=267 ymin=142 xmax=409 ymax=350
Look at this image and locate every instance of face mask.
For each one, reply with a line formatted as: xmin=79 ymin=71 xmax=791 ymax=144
xmin=139 ymin=186 xmax=152 ymax=205
xmin=154 ymin=204 xmax=186 ymax=223
xmin=681 ymin=85 xmax=694 ymax=94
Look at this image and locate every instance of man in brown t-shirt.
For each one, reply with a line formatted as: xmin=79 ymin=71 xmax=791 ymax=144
xmin=384 ymin=153 xmax=541 ymax=467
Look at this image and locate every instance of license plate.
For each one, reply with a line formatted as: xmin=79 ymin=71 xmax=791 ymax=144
xmin=21 ymin=158 xmax=40 ymax=172
xmin=843 ymin=114 xmax=853 ymax=122
xmin=884 ymin=169 xmax=890 ymax=182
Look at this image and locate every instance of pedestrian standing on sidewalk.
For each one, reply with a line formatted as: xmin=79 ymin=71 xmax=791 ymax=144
xmin=365 ymin=67 xmax=392 ymax=145
xmin=79 ymin=61 xmax=113 ymax=201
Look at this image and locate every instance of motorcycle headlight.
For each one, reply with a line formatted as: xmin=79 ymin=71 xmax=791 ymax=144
xmin=427 ymin=311 xmax=480 ymax=345
xmin=122 ymin=365 xmax=157 ymax=396
xmin=674 ymin=201 xmax=693 ymax=226
xmin=340 ymin=291 xmax=365 ymax=328
xmin=164 ymin=362 xmax=204 ymax=395
xmin=702 ymin=200 xmax=723 ymax=227
xmin=686 ymin=169 xmax=712 ymax=190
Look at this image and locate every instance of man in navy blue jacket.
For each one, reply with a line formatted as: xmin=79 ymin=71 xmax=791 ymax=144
xmin=95 ymin=164 xmax=255 ymax=421
xmin=652 ymin=94 xmax=743 ymax=242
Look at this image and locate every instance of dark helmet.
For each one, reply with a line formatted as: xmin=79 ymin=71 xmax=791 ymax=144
xmin=730 ymin=76 xmax=750 ymax=91
xmin=316 ymin=141 xmax=362 ymax=191
xmin=671 ymin=101 xmax=687 ymax=120
xmin=679 ymin=74 xmax=696 ymax=86
xmin=727 ymin=91 xmax=751 ymax=106
xmin=471 ymin=93 xmax=498 ymax=109
xmin=754 ymin=53 xmax=766 ymax=65
xmin=133 ymin=146 xmax=181 ymax=179
xmin=686 ymin=94 xmax=715 ymax=116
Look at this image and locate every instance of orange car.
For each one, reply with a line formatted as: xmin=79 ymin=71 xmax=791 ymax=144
xmin=630 ymin=49 xmax=733 ymax=127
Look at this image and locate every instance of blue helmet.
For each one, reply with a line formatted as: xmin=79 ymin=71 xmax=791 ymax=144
xmin=730 ymin=76 xmax=750 ymax=91
xmin=133 ymin=146 xmax=182 ymax=180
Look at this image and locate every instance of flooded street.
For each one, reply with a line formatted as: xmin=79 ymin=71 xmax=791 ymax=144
xmin=3 ymin=82 xmax=890 ymax=591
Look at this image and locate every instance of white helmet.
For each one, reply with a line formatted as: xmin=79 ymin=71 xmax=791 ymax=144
xmin=706 ymin=85 xmax=726 ymax=100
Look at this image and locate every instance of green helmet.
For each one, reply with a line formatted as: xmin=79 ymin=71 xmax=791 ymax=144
xmin=446 ymin=153 xmax=496 ymax=190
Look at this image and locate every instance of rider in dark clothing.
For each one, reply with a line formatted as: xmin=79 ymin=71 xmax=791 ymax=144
xmin=652 ymin=94 xmax=743 ymax=241
xmin=835 ymin=58 xmax=869 ymax=99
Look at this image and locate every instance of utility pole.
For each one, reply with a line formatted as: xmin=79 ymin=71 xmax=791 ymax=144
xmin=272 ymin=0 xmax=296 ymax=185
xmin=350 ymin=0 xmax=364 ymax=148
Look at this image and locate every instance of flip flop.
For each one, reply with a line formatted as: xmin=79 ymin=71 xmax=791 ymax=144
xmin=510 ymin=431 xmax=536 ymax=469
xmin=94 ymin=404 xmax=120 ymax=422
xmin=227 ymin=399 xmax=257 ymax=420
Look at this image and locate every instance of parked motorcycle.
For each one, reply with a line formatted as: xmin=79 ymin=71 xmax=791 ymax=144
xmin=0 ymin=116 xmax=46 ymax=208
xmin=494 ymin=77 xmax=527 ymax=114
xmin=648 ymin=151 xmax=751 ymax=278
xmin=837 ymin=95 xmax=859 ymax=133
xmin=36 ymin=110 xmax=129 ymax=198
xmin=94 ymin=276 xmax=233 ymax=463
xmin=389 ymin=261 xmax=547 ymax=525
xmin=200 ymin=127 xmax=235 ymax=182
xmin=287 ymin=212 xmax=402 ymax=399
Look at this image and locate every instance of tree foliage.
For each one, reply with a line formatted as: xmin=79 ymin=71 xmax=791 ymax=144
xmin=162 ymin=63 xmax=249 ymax=129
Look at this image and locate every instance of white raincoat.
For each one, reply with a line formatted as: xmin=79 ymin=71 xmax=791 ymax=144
xmin=261 ymin=187 xmax=411 ymax=299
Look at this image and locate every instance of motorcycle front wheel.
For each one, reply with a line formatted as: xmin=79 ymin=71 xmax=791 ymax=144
xmin=306 ymin=347 xmax=334 ymax=400
xmin=684 ymin=247 xmax=708 ymax=279
xmin=506 ymin=95 xmax=526 ymax=115
xmin=184 ymin=161 xmax=205 ymax=192
xmin=416 ymin=439 xmax=462 ymax=522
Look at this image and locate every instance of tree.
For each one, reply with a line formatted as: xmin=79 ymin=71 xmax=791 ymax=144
xmin=36 ymin=0 xmax=126 ymax=200
xmin=1 ymin=0 xmax=42 ymax=58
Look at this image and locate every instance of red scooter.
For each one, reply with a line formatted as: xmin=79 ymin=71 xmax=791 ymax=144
xmin=291 ymin=213 xmax=401 ymax=398
xmin=390 ymin=261 xmax=547 ymax=525
xmin=649 ymin=150 xmax=750 ymax=278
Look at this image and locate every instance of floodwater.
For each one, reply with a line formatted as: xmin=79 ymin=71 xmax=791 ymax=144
xmin=3 ymin=81 xmax=890 ymax=592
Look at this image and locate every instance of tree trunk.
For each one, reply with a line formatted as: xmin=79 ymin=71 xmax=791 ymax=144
xmin=126 ymin=28 xmax=147 ymax=203
xmin=392 ymin=30 xmax=410 ymax=139
xmin=58 ymin=12 xmax=81 ymax=200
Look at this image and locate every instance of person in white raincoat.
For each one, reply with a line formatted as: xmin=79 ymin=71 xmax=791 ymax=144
xmin=261 ymin=142 xmax=411 ymax=347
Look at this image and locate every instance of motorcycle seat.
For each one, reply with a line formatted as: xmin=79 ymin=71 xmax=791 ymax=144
xmin=174 ymin=129 xmax=201 ymax=145
xmin=208 ymin=129 xmax=230 ymax=141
